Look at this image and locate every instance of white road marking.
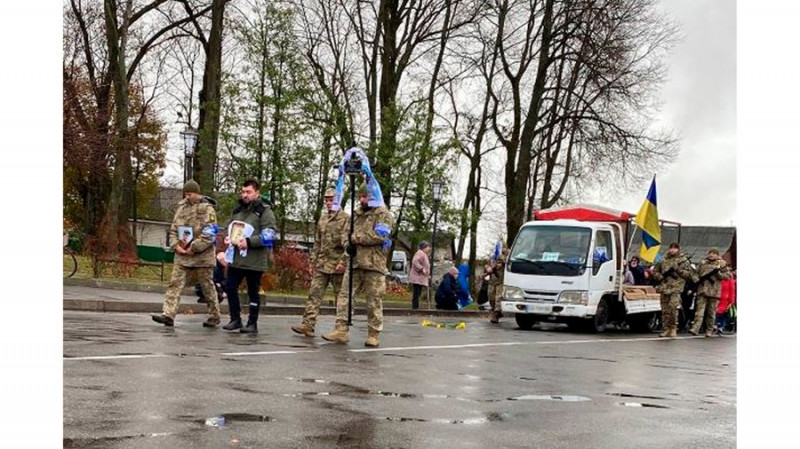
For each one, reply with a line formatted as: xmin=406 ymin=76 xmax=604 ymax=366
xmin=350 ymin=336 xmax=695 ymax=352
xmin=64 ymin=354 xmax=170 ymax=361
xmin=220 ymin=350 xmax=305 ymax=356
xmin=350 ymin=342 xmax=527 ymax=352
xmin=63 ymin=335 xmax=708 ymax=360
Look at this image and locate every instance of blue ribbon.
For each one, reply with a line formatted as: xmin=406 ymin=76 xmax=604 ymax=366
xmin=331 ymin=147 xmax=386 ymax=211
xmin=260 ymin=228 xmax=276 ymax=249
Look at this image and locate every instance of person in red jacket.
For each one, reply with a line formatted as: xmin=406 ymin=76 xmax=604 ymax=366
xmin=716 ymin=270 xmax=737 ymax=333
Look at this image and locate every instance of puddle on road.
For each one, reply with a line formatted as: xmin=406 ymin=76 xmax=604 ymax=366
xmin=286 ymin=377 xmax=331 ymax=384
xmin=380 ymin=411 xmax=508 ymax=425
xmin=617 ymin=402 xmax=669 ymax=409
xmin=285 ymin=377 xmax=588 ymax=405
xmin=509 ymin=395 xmax=591 ymax=402
xmin=607 ymin=392 xmax=669 ymax=401
xmin=284 ymin=392 xmax=332 ymax=398
xmin=64 ymin=433 xmax=171 ymax=448
xmin=221 ymin=413 xmax=274 ymax=423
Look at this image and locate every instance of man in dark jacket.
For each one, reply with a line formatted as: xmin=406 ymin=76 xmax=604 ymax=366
xmin=216 ymin=179 xmax=277 ymax=334
xmin=435 ymin=267 xmax=461 ymax=310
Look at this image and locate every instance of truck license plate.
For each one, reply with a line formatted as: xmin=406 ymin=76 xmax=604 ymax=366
xmin=531 ymin=304 xmax=550 ymax=314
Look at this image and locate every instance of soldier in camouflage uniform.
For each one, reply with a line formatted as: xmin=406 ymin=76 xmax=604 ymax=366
xmin=689 ymin=248 xmax=731 ymax=337
xmin=152 ymin=180 xmax=221 ymax=327
xmin=488 ymin=246 xmax=509 ymax=324
xmin=291 ymin=189 xmax=349 ymax=337
xmin=322 ymin=185 xmax=394 ymax=347
xmin=652 ymin=242 xmax=696 ymax=338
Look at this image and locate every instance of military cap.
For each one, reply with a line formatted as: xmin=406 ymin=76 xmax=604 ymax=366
xmin=183 ymin=179 xmax=201 ymax=194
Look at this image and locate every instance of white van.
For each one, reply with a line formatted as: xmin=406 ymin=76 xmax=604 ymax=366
xmin=390 ymin=251 xmax=409 ymax=284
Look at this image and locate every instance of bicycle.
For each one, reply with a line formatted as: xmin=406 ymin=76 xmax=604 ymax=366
xmin=64 ymin=246 xmax=78 ymax=278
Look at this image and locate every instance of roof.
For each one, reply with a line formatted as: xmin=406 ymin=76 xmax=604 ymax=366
xmin=533 ymin=204 xmax=634 ymax=223
xmin=626 ymin=226 xmax=736 ymax=263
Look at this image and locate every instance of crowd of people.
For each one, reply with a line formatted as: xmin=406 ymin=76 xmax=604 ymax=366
xmin=624 ymin=243 xmax=737 ymax=337
xmin=149 ymin=178 xmax=736 ymax=345
xmin=151 ymin=177 xmax=394 ymax=347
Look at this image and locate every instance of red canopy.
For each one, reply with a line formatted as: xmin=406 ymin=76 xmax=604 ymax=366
xmin=532 ymin=204 xmax=634 ymax=223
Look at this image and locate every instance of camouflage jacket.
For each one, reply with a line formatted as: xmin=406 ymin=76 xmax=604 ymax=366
xmin=695 ymin=257 xmax=731 ymax=298
xmin=347 ymin=205 xmax=394 ymax=275
xmin=488 ymin=248 xmax=509 ymax=286
xmin=652 ymin=251 xmax=695 ymax=295
xmin=169 ymin=198 xmax=218 ymax=268
xmin=220 ymin=199 xmax=277 ymax=272
xmin=310 ymin=210 xmax=349 ymax=274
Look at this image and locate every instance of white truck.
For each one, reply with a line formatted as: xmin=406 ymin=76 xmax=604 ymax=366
xmin=500 ymin=216 xmax=662 ymax=333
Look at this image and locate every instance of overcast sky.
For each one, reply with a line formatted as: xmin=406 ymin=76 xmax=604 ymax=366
xmin=589 ymin=0 xmax=737 ymax=226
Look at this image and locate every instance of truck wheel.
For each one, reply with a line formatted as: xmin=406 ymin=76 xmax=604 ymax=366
xmin=515 ymin=314 xmax=537 ymax=330
xmin=586 ymin=298 xmax=609 ymax=333
xmin=629 ymin=312 xmax=659 ymax=333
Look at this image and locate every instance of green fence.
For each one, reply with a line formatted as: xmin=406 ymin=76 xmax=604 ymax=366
xmin=137 ymin=245 xmax=174 ymax=263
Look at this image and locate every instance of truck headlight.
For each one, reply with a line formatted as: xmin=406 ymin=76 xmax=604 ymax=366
xmin=502 ymin=286 xmax=525 ymax=300
xmin=558 ymin=290 xmax=588 ymax=305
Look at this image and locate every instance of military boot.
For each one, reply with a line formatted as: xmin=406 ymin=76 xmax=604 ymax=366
xmin=364 ymin=328 xmax=380 ymax=347
xmin=202 ymin=316 xmax=220 ymax=328
xmin=322 ymin=324 xmax=350 ymax=344
xmin=291 ymin=323 xmax=315 ymax=337
xmin=666 ymin=328 xmax=678 ymax=338
xmin=222 ymin=317 xmax=242 ymax=331
xmin=151 ymin=314 xmax=174 ymax=327
xmin=240 ymin=320 xmax=258 ymax=334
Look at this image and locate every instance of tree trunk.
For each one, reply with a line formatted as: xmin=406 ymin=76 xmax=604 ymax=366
xmin=102 ymin=0 xmax=136 ymax=257
xmin=195 ymin=0 xmax=226 ymax=192
xmin=505 ymin=0 xmax=554 ymax=244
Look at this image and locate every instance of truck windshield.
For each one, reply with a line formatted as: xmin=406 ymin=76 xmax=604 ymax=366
xmin=508 ymin=225 xmax=591 ymax=276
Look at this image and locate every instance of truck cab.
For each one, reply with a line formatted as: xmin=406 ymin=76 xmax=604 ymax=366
xmin=501 ymin=219 xmax=660 ymax=332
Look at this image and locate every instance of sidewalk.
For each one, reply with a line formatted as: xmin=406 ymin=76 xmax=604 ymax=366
xmin=63 ymin=278 xmax=488 ymax=318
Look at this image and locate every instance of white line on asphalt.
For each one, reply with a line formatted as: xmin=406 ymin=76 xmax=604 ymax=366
xmin=64 ymin=354 xmax=170 ymax=361
xmin=220 ymin=350 xmax=305 ymax=356
xmin=349 ymin=336 xmax=695 ymax=352
xmin=64 ymin=336 xmax=705 ymax=360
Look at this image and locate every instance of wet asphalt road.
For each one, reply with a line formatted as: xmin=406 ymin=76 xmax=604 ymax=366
xmin=63 ymin=311 xmax=736 ymax=449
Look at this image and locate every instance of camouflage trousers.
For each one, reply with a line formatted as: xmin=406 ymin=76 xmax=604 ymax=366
xmin=488 ymin=282 xmax=503 ymax=313
xmin=334 ymin=269 xmax=385 ymax=332
xmin=163 ymin=265 xmax=219 ymax=320
xmin=660 ymin=292 xmax=681 ymax=333
xmin=691 ymin=294 xmax=720 ymax=334
xmin=301 ymin=270 xmax=343 ymax=329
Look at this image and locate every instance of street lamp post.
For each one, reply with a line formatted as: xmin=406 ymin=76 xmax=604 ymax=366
xmin=181 ymin=126 xmax=199 ymax=182
xmin=429 ymin=180 xmax=444 ymax=309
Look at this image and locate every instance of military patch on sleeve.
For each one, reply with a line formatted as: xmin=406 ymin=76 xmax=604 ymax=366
xmin=208 ymin=208 xmax=217 ymax=224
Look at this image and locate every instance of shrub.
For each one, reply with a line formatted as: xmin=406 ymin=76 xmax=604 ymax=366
xmin=270 ymin=242 xmax=311 ymax=291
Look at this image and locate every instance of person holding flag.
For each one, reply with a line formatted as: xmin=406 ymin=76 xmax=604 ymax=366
xmin=634 ymin=176 xmax=695 ymax=337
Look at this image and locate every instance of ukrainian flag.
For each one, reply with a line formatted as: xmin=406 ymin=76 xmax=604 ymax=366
xmin=634 ymin=176 xmax=661 ymax=263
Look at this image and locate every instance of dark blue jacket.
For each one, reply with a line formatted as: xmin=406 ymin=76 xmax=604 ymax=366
xmin=435 ymin=273 xmax=459 ymax=310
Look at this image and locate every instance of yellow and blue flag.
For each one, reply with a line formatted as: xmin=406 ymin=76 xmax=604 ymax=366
xmin=634 ymin=176 xmax=661 ymax=263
